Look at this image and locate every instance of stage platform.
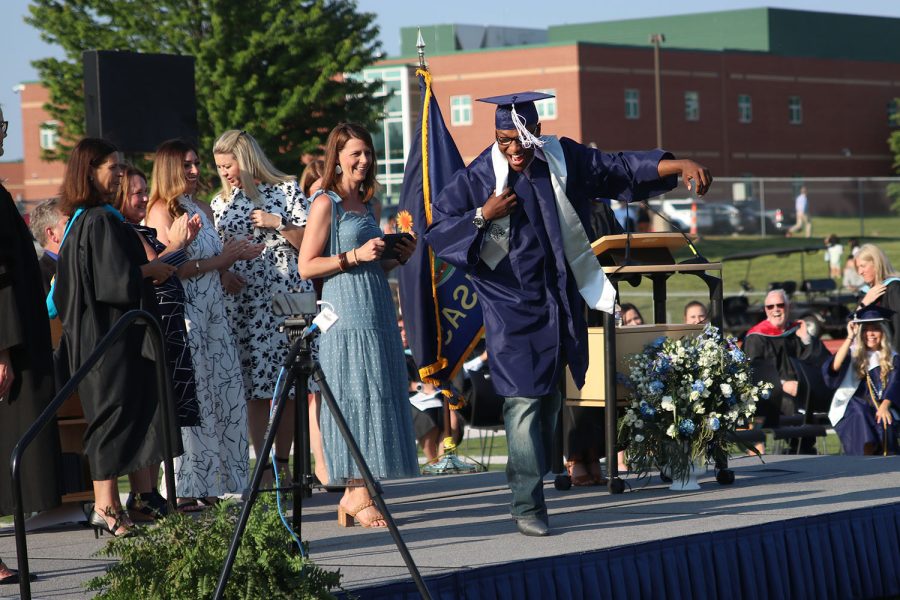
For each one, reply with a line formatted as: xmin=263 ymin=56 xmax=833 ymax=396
xmin=2 ymin=454 xmax=899 ymax=599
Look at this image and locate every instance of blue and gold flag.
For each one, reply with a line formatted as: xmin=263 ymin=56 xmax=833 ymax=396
xmin=397 ymin=69 xmax=483 ymax=404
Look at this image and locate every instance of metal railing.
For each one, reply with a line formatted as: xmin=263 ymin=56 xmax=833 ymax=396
xmin=9 ymin=309 xmax=179 ymax=600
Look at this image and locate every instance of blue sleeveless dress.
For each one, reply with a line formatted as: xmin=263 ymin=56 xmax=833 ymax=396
xmin=316 ymin=191 xmax=419 ymax=481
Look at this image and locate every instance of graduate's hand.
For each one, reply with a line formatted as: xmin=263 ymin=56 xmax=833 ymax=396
xmin=659 ymin=159 xmax=712 ymax=196
xmin=876 ymin=401 xmax=893 ymax=426
xmin=482 ymin=187 xmax=517 ymax=221
xmin=0 ymin=349 xmax=14 ymax=402
xmin=847 ymin=321 xmax=860 ymax=339
xmin=861 ymin=283 xmax=887 ymax=307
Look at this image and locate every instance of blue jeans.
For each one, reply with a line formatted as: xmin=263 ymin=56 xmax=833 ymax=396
xmin=502 ymin=390 xmax=561 ymax=520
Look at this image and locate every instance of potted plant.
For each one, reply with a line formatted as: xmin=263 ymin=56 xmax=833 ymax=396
xmin=618 ymin=325 xmax=769 ymax=489
xmin=86 ymin=495 xmax=344 ymax=599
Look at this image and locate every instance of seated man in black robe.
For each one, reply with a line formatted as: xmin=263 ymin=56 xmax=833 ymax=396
xmin=743 ymin=289 xmax=831 ymax=451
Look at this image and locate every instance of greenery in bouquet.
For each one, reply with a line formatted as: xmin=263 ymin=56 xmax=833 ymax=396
xmin=617 ymin=325 xmax=771 ymax=483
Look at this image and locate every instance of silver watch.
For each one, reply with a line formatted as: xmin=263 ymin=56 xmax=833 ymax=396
xmin=473 ymin=207 xmax=488 ymax=230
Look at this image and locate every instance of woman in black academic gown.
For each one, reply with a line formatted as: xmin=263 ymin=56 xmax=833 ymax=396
xmin=0 ymin=110 xmax=60 ymax=584
xmin=53 ymin=138 xmax=181 ymax=537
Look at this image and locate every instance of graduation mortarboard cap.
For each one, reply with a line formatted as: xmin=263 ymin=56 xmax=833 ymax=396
xmin=852 ymin=304 xmax=895 ymax=323
xmin=477 ymin=91 xmax=555 ymax=129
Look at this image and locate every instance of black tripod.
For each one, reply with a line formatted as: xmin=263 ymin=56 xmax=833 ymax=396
xmin=213 ymin=321 xmax=432 ymax=600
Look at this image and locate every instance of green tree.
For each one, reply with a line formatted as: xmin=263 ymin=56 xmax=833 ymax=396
xmin=26 ymin=0 xmax=382 ymax=178
xmin=888 ymin=98 xmax=900 ymax=212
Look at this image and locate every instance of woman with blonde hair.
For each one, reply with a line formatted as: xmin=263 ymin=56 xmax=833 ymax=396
xmin=146 ymin=138 xmax=261 ymax=511
xmin=856 ymin=243 xmax=900 ymax=352
xmin=823 ymin=305 xmax=899 ymax=455
xmin=299 ymin=123 xmax=418 ymax=528
xmin=211 ymin=129 xmax=314 ymax=484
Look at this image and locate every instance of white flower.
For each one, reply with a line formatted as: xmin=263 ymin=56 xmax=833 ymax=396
xmin=634 ymin=434 xmax=645 ymax=443
xmin=666 ymin=424 xmax=678 ymax=438
xmin=634 ymin=419 xmax=644 ymax=429
xmin=661 ymin=396 xmax=675 ymax=412
xmin=720 ymin=383 xmax=733 ymax=397
xmin=690 ymin=390 xmax=701 ymax=401
xmin=693 ymin=402 xmax=706 ymax=415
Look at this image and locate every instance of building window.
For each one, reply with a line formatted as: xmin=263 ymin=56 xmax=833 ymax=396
xmin=788 ymin=96 xmax=802 ymax=125
xmin=535 ymin=88 xmax=557 ymax=120
xmin=737 ymin=94 xmax=752 ymax=124
xmin=625 ymin=89 xmax=640 ymax=120
xmin=450 ymin=95 xmax=472 ymax=126
xmin=684 ymin=91 xmax=699 ymax=121
xmin=39 ymin=121 xmax=59 ymax=150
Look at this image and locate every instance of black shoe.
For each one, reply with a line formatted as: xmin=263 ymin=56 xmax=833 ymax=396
xmin=0 ymin=569 xmax=37 ymax=585
xmin=88 ymin=507 xmax=133 ymax=538
xmin=515 ymin=517 xmax=550 ymax=537
xmin=126 ymin=490 xmax=169 ymax=521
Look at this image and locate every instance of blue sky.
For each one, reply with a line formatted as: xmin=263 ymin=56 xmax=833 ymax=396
xmin=3 ymin=0 xmax=900 ymax=161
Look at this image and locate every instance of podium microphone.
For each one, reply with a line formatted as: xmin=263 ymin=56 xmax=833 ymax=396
xmin=640 ymin=200 xmax=708 ymax=264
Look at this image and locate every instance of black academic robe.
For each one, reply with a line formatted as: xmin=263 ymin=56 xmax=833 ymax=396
xmin=426 ymin=138 xmax=675 ymax=397
xmin=38 ymin=251 xmax=57 ymax=296
xmin=55 ymin=205 xmax=181 ymax=480
xmin=874 ymin=280 xmax=900 ymax=354
xmin=0 ymin=184 xmax=61 ymax=515
xmin=743 ymin=326 xmax=831 ymax=382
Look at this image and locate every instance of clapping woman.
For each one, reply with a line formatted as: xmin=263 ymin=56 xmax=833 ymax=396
xmin=54 ymin=138 xmax=180 ymax=536
xmin=146 ymin=139 xmax=261 ymax=510
xmin=855 ymin=243 xmax=900 ymax=353
xmin=299 ymin=123 xmax=418 ymax=528
xmin=211 ymin=130 xmax=315 ymax=484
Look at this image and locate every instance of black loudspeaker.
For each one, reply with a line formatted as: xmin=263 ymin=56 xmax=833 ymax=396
xmin=83 ymin=50 xmax=198 ymax=153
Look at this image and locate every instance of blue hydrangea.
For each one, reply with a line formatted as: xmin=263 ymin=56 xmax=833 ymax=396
xmin=678 ymin=419 xmax=696 ymax=437
xmin=653 ymin=356 xmax=671 ymax=376
xmin=729 ymin=349 xmax=744 ymax=362
xmin=639 ymin=401 xmax=656 ymax=419
xmin=651 ymin=336 xmax=666 ymax=349
xmin=761 ymin=388 xmax=771 ymax=400
xmin=691 ymin=380 xmax=705 ymax=394
xmin=649 ymin=380 xmax=664 ymax=394
xmin=708 ymin=416 xmax=720 ymax=431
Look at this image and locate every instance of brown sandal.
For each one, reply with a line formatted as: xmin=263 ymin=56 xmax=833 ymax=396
xmin=565 ymin=460 xmax=598 ymax=486
xmin=337 ymin=499 xmax=387 ymax=528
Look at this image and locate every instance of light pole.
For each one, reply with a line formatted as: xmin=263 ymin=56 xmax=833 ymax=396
xmin=650 ymin=33 xmax=665 ymax=149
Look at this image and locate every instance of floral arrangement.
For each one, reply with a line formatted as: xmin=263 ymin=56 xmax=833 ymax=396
xmin=617 ymin=325 xmax=771 ymax=483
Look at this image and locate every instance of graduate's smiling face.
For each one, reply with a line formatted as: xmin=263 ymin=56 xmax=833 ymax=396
xmin=496 ymin=123 xmax=541 ymax=173
xmin=862 ymin=323 xmax=884 ymax=350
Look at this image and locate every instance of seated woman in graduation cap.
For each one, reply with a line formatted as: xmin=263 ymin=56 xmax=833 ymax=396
xmin=823 ymin=305 xmax=900 ymax=456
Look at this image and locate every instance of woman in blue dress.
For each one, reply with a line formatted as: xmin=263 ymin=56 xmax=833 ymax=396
xmin=299 ymin=123 xmax=419 ymax=528
xmin=823 ymin=305 xmax=900 ymax=455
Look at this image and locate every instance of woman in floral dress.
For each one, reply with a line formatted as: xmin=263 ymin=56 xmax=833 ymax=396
xmin=211 ymin=129 xmax=315 ymax=484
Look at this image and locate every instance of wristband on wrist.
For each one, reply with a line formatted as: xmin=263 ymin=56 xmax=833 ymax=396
xmin=352 ymin=248 xmax=359 ymax=266
xmin=337 ymin=252 xmax=350 ymax=272
xmin=195 ymin=260 xmax=201 ymax=276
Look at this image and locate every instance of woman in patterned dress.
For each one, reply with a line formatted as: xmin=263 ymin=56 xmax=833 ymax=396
xmin=299 ymin=123 xmax=419 ymax=528
xmin=146 ymin=139 xmax=262 ymax=509
xmin=112 ymin=165 xmax=202 ymax=519
xmin=211 ymin=130 xmax=315 ymax=485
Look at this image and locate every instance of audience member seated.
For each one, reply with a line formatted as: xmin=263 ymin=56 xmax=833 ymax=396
xmin=620 ymin=303 xmax=645 ymax=326
xmin=823 ymin=306 xmax=899 ymax=455
xmin=743 ymin=289 xmax=831 ymax=453
xmin=684 ymin=301 xmax=708 ymax=325
xmin=27 ymin=197 xmax=67 ymax=295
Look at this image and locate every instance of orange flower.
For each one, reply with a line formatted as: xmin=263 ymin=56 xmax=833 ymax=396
xmin=396 ymin=210 xmax=414 ymax=234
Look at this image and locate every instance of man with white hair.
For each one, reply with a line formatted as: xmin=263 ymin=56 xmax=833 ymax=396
xmin=28 ymin=198 xmax=67 ymax=295
xmin=743 ymin=289 xmax=830 ymax=448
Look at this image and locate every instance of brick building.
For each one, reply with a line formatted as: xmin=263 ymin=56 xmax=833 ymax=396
xmin=364 ymin=8 xmax=900 ymax=207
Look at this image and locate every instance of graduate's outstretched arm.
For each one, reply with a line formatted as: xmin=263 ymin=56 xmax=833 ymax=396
xmin=658 ymin=159 xmax=712 ymax=196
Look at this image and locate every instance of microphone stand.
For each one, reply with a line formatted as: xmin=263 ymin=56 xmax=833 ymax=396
xmin=640 ymin=200 xmax=709 ymax=264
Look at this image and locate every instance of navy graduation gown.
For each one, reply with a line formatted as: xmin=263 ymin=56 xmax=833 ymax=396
xmin=822 ymin=355 xmax=900 ymax=455
xmin=426 ymin=138 xmax=675 ymax=397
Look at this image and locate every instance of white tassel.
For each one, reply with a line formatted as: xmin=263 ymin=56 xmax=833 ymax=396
xmin=510 ymin=105 xmax=544 ymax=149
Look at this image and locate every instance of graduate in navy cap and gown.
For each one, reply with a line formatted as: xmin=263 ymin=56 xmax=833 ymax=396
xmin=823 ymin=304 xmax=900 ymax=455
xmin=426 ymin=91 xmax=712 ymax=536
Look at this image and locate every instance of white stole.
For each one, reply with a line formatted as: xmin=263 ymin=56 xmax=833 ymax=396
xmin=480 ymin=136 xmax=617 ymax=314
xmin=828 ymin=350 xmax=884 ymax=426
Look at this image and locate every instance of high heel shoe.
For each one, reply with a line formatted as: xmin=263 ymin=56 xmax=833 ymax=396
xmin=89 ymin=506 xmax=133 ymax=538
xmin=337 ymin=499 xmax=386 ymax=528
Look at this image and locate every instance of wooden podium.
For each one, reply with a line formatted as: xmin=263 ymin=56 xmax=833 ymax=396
xmin=565 ymin=232 xmax=725 ymax=493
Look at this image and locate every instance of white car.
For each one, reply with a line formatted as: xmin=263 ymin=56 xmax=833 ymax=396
xmin=648 ymin=198 xmax=710 ymax=232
